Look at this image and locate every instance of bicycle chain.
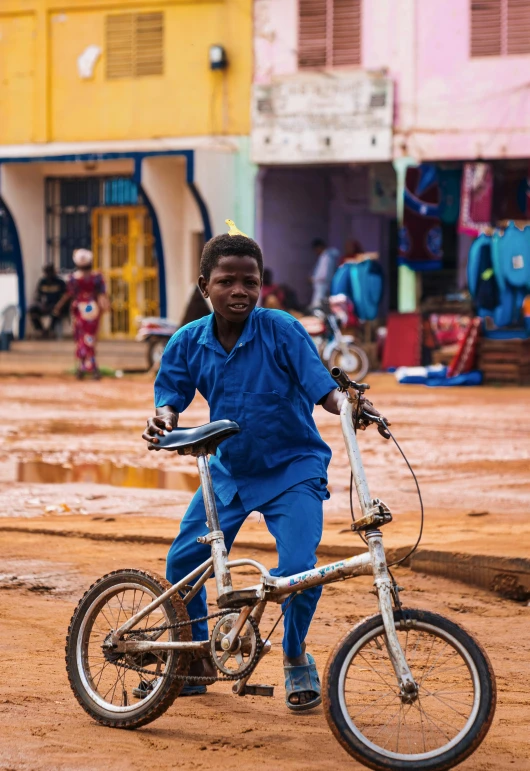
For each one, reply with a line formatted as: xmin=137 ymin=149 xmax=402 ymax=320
xmin=117 ymin=609 xmax=263 ymax=684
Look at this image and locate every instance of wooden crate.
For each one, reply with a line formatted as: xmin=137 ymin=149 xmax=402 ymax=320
xmin=478 ymin=338 xmax=530 ymax=385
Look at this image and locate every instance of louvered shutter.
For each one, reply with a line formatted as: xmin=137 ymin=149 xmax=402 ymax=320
xmin=470 ymin=0 xmax=502 ymax=56
xmin=332 ymin=0 xmax=361 ymax=66
xmin=299 ymin=0 xmax=327 ymax=68
xmin=106 ymin=14 xmax=135 ymax=79
xmin=507 ymin=0 xmax=530 ymax=54
xmin=106 ymin=12 xmax=164 ymax=79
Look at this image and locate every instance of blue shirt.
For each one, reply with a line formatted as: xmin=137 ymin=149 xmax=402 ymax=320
xmin=154 ymin=308 xmax=336 ymax=511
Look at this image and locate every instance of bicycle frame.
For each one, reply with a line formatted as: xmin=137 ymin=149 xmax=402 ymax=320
xmin=111 ymin=397 xmax=417 ymax=696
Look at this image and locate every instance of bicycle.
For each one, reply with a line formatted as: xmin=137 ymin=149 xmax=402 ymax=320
xmin=65 ymin=367 xmax=496 ymax=771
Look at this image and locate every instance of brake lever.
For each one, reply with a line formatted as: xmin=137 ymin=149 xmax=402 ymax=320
xmin=359 ymin=411 xmax=391 ymax=440
xmin=377 ymin=422 xmax=391 ymax=440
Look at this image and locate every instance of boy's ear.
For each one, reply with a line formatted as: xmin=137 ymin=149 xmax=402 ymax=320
xmin=198 ymin=276 xmax=208 ymax=297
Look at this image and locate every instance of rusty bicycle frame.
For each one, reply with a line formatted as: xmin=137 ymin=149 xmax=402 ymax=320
xmin=109 ymin=387 xmax=418 ymax=700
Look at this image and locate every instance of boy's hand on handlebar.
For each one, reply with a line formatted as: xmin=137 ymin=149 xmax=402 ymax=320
xmin=142 ymin=407 xmax=179 ymax=447
xmin=357 ymin=396 xmax=390 ymax=431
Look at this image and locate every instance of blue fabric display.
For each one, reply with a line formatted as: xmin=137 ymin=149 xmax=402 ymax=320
xmin=330 ymin=261 xmax=384 ymax=321
xmin=349 ymin=260 xmax=384 ymax=321
xmin=492 ymin=222 xmax=530 ymax=290
xmin=395 ymin=365 xmax=483 ymax=387
xmin=330 ymin=264 xmax=352 ymax=297
xmin=468 ymin=225 xmax=530 ymax=336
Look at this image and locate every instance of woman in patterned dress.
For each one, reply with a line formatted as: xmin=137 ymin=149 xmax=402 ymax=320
xmin=54 ymin=249 xmax=109 ymax=379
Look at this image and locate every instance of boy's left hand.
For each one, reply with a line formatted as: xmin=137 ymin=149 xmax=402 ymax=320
xmin=322 ymin=389 xmax=390 ymax=428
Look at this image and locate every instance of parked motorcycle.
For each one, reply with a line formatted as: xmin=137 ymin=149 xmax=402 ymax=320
xmin=299 ymin=296 xmax=369 ymax=381
xmin=136 ymin=317 xmax=178 ymax=369
xmin=137 ymin=296 xmax=369 ymax=380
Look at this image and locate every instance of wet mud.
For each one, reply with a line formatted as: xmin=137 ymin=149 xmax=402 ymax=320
xmin=0 ymin=375 xmax=529 ymax=769
xmin=1 ymin=531 xmax=529 ymax=770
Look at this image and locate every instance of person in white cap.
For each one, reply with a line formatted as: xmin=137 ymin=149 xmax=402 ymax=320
xmin=53 ymin=249 xmax=109 ymax=379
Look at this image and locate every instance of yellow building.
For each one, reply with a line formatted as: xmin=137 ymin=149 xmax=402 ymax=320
xmin=0 ymin=0 xmax=255 ymax=337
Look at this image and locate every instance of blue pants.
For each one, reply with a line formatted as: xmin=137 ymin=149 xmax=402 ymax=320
xmin=166 ymin=478 xmax=326 ymax=659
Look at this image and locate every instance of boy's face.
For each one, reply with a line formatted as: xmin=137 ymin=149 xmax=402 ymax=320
xmin=199 ymin=255 xmax=262 ymax=324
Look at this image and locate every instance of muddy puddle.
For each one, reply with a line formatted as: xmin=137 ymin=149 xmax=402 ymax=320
xmin=17 ymin=459 xmax=199 ymax=492
xmin=0 ymin=559 xmax=81 ymax=597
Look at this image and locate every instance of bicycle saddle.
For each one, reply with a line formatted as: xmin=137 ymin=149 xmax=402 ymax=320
xmin=151 ymin=419 xmax=240 ymax=455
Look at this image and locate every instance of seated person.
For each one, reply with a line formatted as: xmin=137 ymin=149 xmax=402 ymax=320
xmin=29 ymin=264 xmax=68 ymax=337
xmin=260 ymin=268 xmax=286 ymax=310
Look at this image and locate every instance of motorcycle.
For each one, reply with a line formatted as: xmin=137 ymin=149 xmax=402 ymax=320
xmin=298 ymin=295 xmax=369 ymax=381
xmin=136 ymin=317 xmax=178 ymax=369
xmin=137 ymin=296 xmax=369 ymax=380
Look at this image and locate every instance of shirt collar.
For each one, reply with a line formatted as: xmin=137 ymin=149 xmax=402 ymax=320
xmin=198 ymin=309 xmax=258 ymax=352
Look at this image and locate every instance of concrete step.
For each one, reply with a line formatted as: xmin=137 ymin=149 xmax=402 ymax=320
xmin=0 ymin=339 xmax=150 ymax=374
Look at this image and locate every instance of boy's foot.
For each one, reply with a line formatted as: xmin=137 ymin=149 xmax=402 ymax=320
xmin=284 ymin=648 xmax=322 ymax=711
xmin=132 ymin=678 xmax=159 ymax=699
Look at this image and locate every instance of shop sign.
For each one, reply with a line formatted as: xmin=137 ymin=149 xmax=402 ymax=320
xmin=251 ymin=71 xmax=393 ymax=165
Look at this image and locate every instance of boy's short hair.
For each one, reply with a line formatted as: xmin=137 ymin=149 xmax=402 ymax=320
xmin=200 ymin=234 xmax=264 ymax=281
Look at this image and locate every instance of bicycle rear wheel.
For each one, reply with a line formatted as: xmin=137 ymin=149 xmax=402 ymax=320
xmin=323 ymin=609 xmax=496 ymax=771
xmin=66 ymin=569 xmax=191 ymax=729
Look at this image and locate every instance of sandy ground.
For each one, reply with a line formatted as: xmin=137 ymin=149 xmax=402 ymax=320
xmin=0 ymin=374 xmax=529 ymax=769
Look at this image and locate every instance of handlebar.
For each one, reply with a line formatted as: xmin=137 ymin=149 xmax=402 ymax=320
xmin=330 ymin=366 xmax=370 ymax=393
xmin=331 ymin=366 xmax=390 ymax=440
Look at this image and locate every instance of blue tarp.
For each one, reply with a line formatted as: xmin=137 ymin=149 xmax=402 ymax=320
xmin=395 ymin=365 xmax=483 ymax=387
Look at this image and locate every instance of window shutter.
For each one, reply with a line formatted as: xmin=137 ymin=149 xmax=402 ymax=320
xmin=106 ymin=14 xmax=135 ymax=79
xmin=298 ymin=0 xmax=327 ymax=69
xmin=106 ymin=12 xmax=164 ymax=79
xmin=135 ymin=13 xmax=164 ymax=76
xmin=332 ymin=0 xmax=361 ymax=66
xmin=507 ymin=0 xmax=530 ymax=54
xmin=470 ymin=0 xmax=502 ymax=56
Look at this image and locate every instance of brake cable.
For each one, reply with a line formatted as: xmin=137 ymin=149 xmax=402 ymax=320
xmin=348 ymin=403 xmax=424 ymax=567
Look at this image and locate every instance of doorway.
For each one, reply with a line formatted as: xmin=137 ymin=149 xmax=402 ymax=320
xmin=92 ymin=206 xmax=159 ymax=338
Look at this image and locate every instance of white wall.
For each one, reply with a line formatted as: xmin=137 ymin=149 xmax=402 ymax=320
xmin=0 ymin=273 xmax=18 ymax=316
xmin=142 ymin=155 xmax=204 ymax=322
xmin=0 ymin=164 xmax=44 ymax=313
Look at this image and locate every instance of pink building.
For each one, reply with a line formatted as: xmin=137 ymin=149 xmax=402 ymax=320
xmin=252 ymin=0 xmax=530 ymax=312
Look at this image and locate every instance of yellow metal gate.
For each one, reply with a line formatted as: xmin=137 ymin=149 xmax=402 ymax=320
xmin=92 ymin=206 xmax=159 ymax=338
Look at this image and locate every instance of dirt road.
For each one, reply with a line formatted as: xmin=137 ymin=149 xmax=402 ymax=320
xmin=1 ymin=529 xmax=529 ymax=771
xmin=0 ymin=374 xmax=529 ymax=769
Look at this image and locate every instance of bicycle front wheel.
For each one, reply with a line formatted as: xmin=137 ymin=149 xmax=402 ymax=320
xmin=323 ymin=609 xmax=496 ymax=771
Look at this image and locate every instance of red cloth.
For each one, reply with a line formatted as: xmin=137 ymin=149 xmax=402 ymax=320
xmin=68 ymin=272 xmax=106 ymax=372
xmin=382 ymin=313 xmax=422 ymax=369
xmin=458 ymin=163 xmax=493 ymax=236
xmin=447 ymin=317 xmax=481 ymax=377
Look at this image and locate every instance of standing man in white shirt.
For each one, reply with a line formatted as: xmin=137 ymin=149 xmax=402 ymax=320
xmin=309 ymin=238 xmax=340 ymax=309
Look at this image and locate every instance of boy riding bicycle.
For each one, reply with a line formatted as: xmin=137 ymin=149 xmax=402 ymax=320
xmin=142 ymin=225 xmax=375 ymax=710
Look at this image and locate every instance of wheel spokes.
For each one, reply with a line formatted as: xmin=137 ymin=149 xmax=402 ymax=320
xmin=83 ymin=585 xmax=172 ymax=708
xmin=342 ymin=624 xmax=476 ymax=758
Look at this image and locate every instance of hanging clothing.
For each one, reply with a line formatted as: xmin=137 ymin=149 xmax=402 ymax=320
xmin=68 ymin=271 xmax=106 ymax=374
xmin=458 ymin=163 xmax=493 ymax=236
xmin=399 ymin=164 xmax=443 ymax=271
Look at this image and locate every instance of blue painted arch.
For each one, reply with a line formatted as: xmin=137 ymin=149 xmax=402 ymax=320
xmin=0 ymin=149 xmax=214 ymax=330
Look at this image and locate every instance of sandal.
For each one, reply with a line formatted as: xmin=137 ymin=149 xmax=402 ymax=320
xmin=284 ymin=652 xmax=322 ymax=712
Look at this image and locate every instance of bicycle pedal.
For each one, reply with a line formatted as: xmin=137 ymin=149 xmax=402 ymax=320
xmin=239 ymin=684 xmax=274 ymax=697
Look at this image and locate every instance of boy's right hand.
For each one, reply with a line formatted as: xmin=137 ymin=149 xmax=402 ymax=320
xmin=142 ymin=408 xmax=179 ymax=447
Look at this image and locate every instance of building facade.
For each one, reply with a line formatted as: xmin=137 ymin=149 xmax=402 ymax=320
xmin=0 ymin=0 xmax=255 ymax=337
xmin=252 ymin=0 xmax=530 ymax=313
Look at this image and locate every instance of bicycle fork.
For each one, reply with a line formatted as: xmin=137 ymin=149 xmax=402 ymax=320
xmin=367 ymin=530 xmax=418 ymax=701
xmin=341 ymin=398 xmax=417 ymax=701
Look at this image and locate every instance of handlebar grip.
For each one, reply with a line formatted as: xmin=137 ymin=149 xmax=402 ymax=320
xmin=330 ymin=367 xmax=352 ymax=390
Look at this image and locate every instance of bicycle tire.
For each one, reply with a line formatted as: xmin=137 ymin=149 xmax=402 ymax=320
xmin=323 ymin=609 xmax=496 ymax=771
xmin=328 ymin=342 xmax=370 ymax=382
xmin=66 ymin=569 xmax=191 ymax=729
